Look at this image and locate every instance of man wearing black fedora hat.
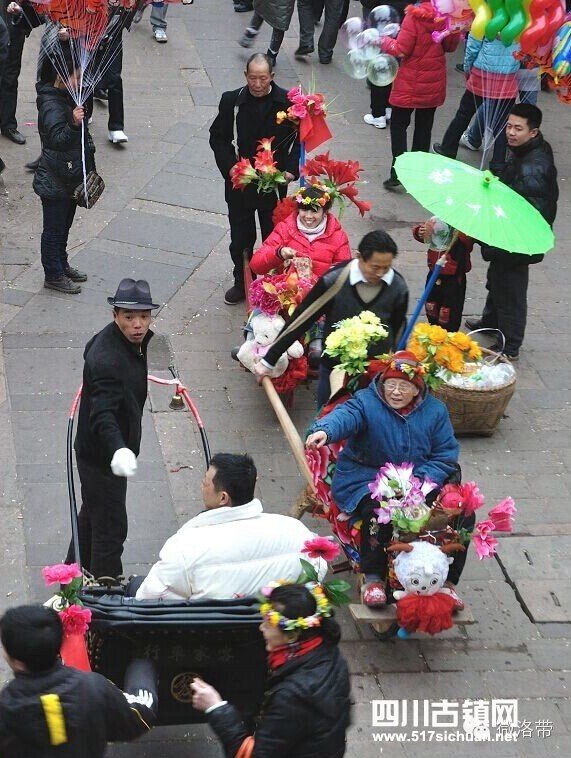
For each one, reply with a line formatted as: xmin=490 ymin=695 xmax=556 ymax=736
xmin=66 ymin=279 xmax=159 ymax=580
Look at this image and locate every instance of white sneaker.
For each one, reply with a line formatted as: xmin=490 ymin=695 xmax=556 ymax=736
xmin=363 ymin=114 xmax=387 ymax=129
xmin=385 ymin=107 xmax=392 ymax=121
xmin=459 ymin=131 xmax=479 ymax=151
xmin=108 ymin=130 xmax=129 ymax=144
xmin=153 ymin=28 xmax=168 ymax=43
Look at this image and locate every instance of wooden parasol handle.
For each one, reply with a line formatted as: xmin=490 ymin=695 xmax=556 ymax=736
xmin=261 ymin=376 xmax=316 ymax=494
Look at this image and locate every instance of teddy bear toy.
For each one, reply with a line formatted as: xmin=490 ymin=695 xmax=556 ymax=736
xmin=390 ymin=540 xmax=464 ymax=635
xmin=237 ymin=312 xmax=304 ymax=378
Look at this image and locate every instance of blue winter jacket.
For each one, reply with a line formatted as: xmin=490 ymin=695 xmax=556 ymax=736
xmin=309 ymin=380 xmax=459 ymax=514
xmin=464 ymin=34 xmax=519 ymax=75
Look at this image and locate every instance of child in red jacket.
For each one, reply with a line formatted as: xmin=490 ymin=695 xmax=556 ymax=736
xmin=413 ymin=217 xmax=473 ymax=332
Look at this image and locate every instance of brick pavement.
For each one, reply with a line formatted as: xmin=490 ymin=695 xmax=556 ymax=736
xmin=0 ymin=3 xmax=569 ymax=756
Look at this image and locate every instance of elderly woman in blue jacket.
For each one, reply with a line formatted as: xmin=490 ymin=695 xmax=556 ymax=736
xmin=306 ymin=350 xmax=461 ymax=608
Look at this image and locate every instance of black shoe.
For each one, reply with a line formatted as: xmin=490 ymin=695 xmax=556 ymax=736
xmin=224 ymin=285 xmax=246 ymax=305
xmin=266 ymin=49 xmax=277 ymax=68
xmin=231 ymin=346 xmax=240 ymax=362
xmin=490 ymin=342 xmax=519 ymax=361
xmin=295 ymin=46 xmax=314 ymax=57
xmin=319 ymin=57 xmax=332 ymax=65
xmin=64 ymin=265 xmax=88 ymax=282
xmin=234 ymin=1 xmax=253 ymax=11
xmin=0 ymin=157 xmax=5 ymax=174
xmin=2 ymin=128 xmax=26 ymax=145
xmin=464 ymin=318 xmax=484 ymax=331
xmin=383 ymin=176 xmax=403 ymax=191
xmin=455 ymin=63 xmax=465 ymax=73
xmin=44 ymin=277 xmax=81 ymax=294
xmin=25 ymin=156 xmax=40 ymax=171
xmin=432 ymin=142 xmax=446 ymax=156
xmin=94 ymin=88 xmax=108 ymax=101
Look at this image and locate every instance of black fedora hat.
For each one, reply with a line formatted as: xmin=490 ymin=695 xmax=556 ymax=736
xmin=107 ymin=279 xmax=160 ymax=310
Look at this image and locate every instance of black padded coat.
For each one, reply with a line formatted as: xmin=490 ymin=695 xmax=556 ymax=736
xmin=208 ymin=643 xmax=351 ymax=757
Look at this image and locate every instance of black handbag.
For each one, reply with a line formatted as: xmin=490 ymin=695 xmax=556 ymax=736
xmin=73 ymin=170 xmax=105 ymax=208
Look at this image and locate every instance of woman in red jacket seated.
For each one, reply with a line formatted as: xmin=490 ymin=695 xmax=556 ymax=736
xmin=250 ymin=184 xmax=352 ymax=278
xmin=379 ymin=2 xmax=460 ymax=191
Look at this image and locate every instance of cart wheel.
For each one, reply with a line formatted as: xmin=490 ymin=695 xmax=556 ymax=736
xmin=370 ymin=622 xmax=399 ymax=641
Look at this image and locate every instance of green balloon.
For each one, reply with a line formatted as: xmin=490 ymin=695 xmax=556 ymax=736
xmin=500 ymin=0 xmax=527 ymax=45
xmin=485 ymin=0 xmax=509 ymax=42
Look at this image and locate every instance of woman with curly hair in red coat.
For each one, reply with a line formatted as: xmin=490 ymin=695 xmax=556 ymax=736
xmin=250 ymin=185 xmax=352 ymax=278
xmin=379 ymin=2 xmax=460 ymax=191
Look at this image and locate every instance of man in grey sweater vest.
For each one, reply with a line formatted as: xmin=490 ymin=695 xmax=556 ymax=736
xmin=255 ymin=229 xmax=409 ymax=406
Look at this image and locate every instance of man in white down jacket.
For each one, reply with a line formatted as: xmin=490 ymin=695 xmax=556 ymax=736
xmin=136 ymin=453 xmax=326 ymax=600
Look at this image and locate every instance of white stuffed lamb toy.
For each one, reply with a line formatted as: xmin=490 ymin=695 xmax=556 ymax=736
xmin=237 ymin=312 xmax=304 ymax=378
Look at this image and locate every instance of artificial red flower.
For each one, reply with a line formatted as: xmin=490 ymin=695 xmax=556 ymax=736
xmin=257 ymin=136 xmax=275 ymax=153
xmin=305 ymin=445 xmax=332 ymax=486
xmin=488 ymin=497 xmax=517 ymax=532
xmin=272 ymin=195 xmax=298 ymax=225
xmin=271 ymin=356 xmax=308 ymax=394
xmin=42 ymin=563 xmax=82 ymax=587
xmin=472 ymin=519 xmax=499 ymax=560
xmin=339 ymin=184 xmax=372 ymax=216
xmin=301 ymin=536 xmax=340 ymax=562
xmin=437 ymin=482 xmax=485 ymax=516
xmin=230 ymin=157 xmax=257 ymax=190
xmin=59 ymin=604 xmax=92 ymax=635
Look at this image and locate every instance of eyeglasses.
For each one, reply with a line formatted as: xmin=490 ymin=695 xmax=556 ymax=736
xmin=384 ymin=381 xmax=414 ymax=394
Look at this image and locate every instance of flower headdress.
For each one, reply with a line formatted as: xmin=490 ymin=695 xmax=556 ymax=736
xmin=259 ymin=538 xmax=350 ymax=633
xmin=294 ymin=184 xmax=331 ymax=209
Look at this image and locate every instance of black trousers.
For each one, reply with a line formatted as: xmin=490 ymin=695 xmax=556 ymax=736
xmin=227 ymin=195 xmax=275 ymax=288
xmin=98 ymin=38 xmax=124 ymax=131
xmin=481 ymin=258 xmax=529 ymax=353
xmin=440 ymin=89 xmax=515 ymax=173
xmin=425 ymin=272 xmax=467 ymax=332
xmin=0 ymin=22 xmax=26 ymax=131
xmin=368 ymin=80 xmax=391 ymax=118
xmin=358 ymin=496 xmax=475 ymax=585
xmin=66 ymin=456 xmax=128 ymax=579
xmin=389 ymin=106 xmax=436 ymax=178
xmin=40 ymin=197 xmax=77 ymax=281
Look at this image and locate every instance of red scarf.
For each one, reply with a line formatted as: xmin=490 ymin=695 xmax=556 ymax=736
xmin=268 ymin=636 xmax=323 ymax=670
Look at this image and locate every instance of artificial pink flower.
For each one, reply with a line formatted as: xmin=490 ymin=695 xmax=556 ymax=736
xmin=488 ymin=497 xmax=517 ymax=532
xmin=437 ymin=482 xmax=485 ymax=516
xmin=374 ymin=506 xmax=392 ymax=525
xmin=472 ymin=519 xmax=498 ymax=560
xmin=305 ymin=446 xmax=331 ymax=486
xmin=59 ymin=605 xmax=92 ymax=635
xmin=301 ymin=536 xmax=340 ymax=562
xmin=42 ymin=563 xmax=82 ymax=587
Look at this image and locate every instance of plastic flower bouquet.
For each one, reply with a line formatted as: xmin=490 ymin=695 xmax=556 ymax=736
xmin=369 ymin=463 xmax=439 ymax=534
xmin=303 ymin=151 xmax=372 ymax=217
xmin=249 ymin=269 xmax=315 ymax=317
xmin=324 ymin=311 xmax=389 ymax=376
xmin=276 ymin=84 xmax=333 ymax=153
xmin=406 ymin=323 xmax=482 ymax=388
xmin=230 ymin=137 xmax=288 ymax=195
xmin=42 ymin=562 xmax=91 ymax=670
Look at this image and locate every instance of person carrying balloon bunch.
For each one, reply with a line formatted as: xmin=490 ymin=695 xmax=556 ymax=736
xmin=412 ymin=217 xmax=473 ymax=332
xmin=360 ymin=1 xmax=406 ymax=130
xmin=377 ymin=1 xmax=461 ymax=191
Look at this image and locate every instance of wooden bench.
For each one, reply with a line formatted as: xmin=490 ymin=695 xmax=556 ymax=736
xmin=349 ymin=602 xmax=475 ymax=638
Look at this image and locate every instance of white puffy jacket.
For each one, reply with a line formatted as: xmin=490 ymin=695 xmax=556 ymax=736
xmin=136 ymin=499 xmax=326 ymax=601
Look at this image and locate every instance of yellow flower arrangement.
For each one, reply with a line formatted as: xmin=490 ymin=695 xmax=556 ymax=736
xmin=406 ymin=323 xmax=483 ymax=387
xmin=325 ymin=311 xmax=389 ymax=376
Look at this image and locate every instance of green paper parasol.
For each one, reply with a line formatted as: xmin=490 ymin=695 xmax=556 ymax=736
xmin=394 ymin=152 xmax=555 ymax=255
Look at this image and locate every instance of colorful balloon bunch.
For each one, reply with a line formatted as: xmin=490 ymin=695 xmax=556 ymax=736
xmin=465 ymin=0 xmax=566 ymax=48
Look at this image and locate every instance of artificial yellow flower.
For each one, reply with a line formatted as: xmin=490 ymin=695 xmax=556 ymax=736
xmin=449 ymin=331 xmax=472 ymax=351
xmin=428 ymin=325 xmax=448 ymax=344
xmin=407 ymin=337 xmax=428 ymax=362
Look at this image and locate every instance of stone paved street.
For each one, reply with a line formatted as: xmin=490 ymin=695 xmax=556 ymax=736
xmin=0 ymin=2 xmax=569 ymax=756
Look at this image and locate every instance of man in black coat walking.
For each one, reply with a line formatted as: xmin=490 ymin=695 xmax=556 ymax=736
xmin=66 ymin=279 xmax=159 ymax=580
xmin=0 ymin=605 xmax=157 ymax=757
xmin=466 ymin=103 xmax=558 ymax=360
xmin=209 ymin=52 xmax=300 ymax=305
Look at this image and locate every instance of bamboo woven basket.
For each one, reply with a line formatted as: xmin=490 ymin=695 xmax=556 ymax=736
xmin=431 ymin=349 xmax=516 ymax=437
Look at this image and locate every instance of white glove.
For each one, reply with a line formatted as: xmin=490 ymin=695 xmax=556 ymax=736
xmin=110 ymin=448 xmax=138 ymax=478
xmin=123 ymin=689 xmax=154 ymax=709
